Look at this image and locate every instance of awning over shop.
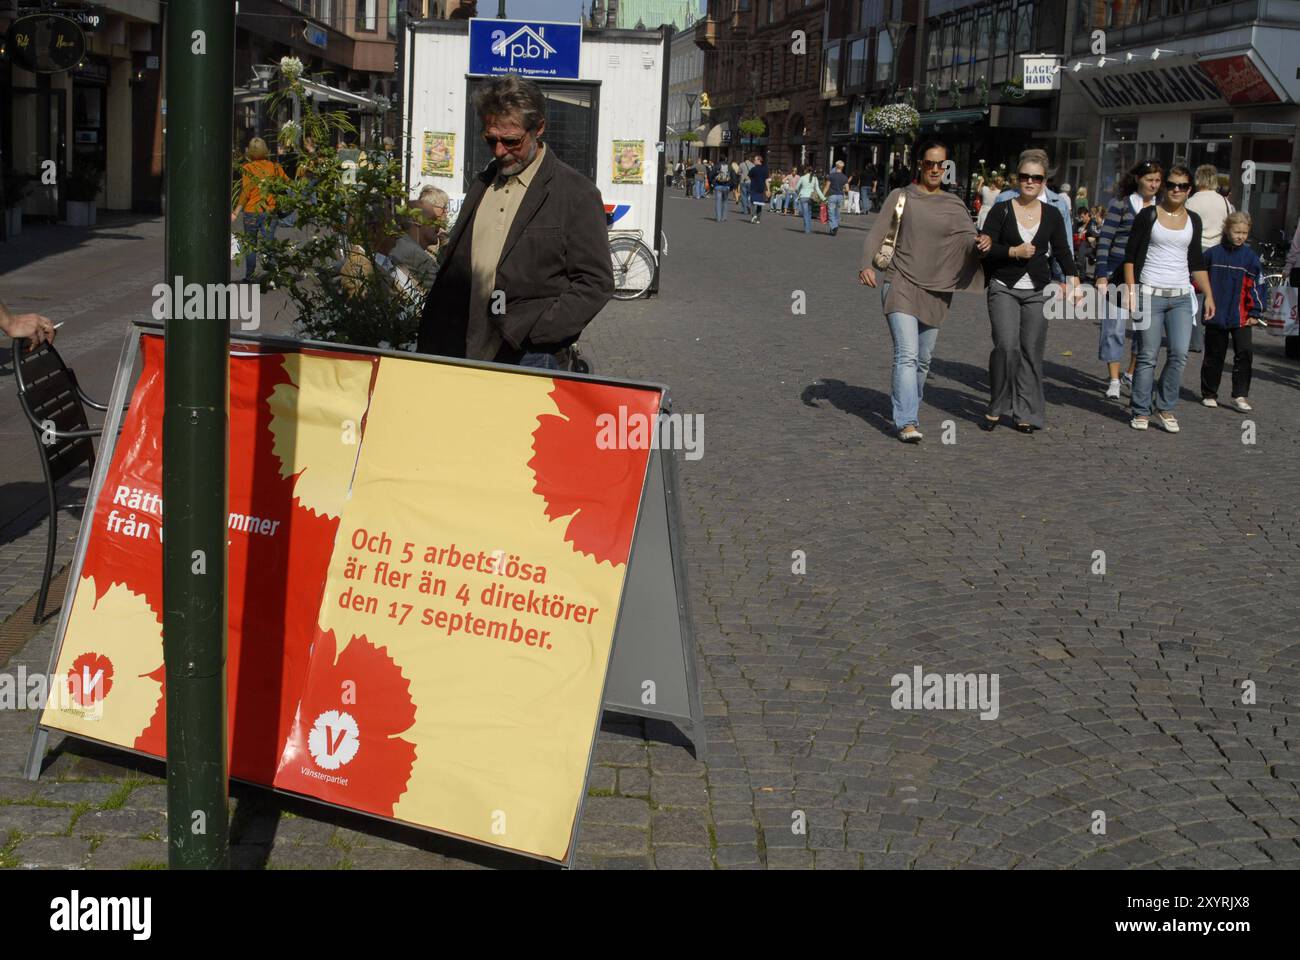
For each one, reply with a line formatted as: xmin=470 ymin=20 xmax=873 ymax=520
xmin=704 ymin=122 xmax=730 ymax=147
xmin=920 ymin=108 xmax=989 ymax=129
xmin=233 ymin=80 xmax=383 ymax=111
xmin=300 ymin=79 xmax=380 ymax=109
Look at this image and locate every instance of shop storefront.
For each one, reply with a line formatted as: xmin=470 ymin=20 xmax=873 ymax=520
xmin=1068 ymin=37 xmax=1300 ymax=241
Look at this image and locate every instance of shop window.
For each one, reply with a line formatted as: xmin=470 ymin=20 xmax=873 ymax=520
xmin=956 ymin=15 xmax=974 ymax=89
xmin=939 ymin=21 xmax=954 ymax=89
xmin=355 ymin=0 xmax=377 ymax=31
xmin=992 ymin=5 xmax=1010 ymax=84
xmin=876 ymin=29 xmax=895 ymax=86
xmin=1104 ymin=117 xmax=1137 ymax=142
xmin=464 ymin=80 xmax=598 ymax=189
xmin=1014 ymin=2 xmax=1033 ymax=61
xmin=823 ymin=41 xmax=841 ymax=96
xmin=848 ymin=38 xmax=868 ymax=89
xmin=974 ymin=10 xmax=991 ymax=84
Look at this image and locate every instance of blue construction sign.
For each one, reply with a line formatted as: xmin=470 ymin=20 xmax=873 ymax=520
xmin=468 ymin=18 xmax=583 ymax=80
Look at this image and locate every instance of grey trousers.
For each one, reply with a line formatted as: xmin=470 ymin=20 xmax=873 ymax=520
xmin=987 ymin=282 xmax=1050 ymax=428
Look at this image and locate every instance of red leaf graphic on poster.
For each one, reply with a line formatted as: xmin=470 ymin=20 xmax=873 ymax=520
xmin=133 ymin=664 xmax=166 ymax=755
xmin=527 ymin=379 xmax=660 ymax=566
xmin=67 ymin=653 xmax=113 ymax=706
xmin=276 ymin=630 xmax=417 ymax=818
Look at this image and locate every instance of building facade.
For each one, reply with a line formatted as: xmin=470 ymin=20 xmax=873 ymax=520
xmin=2 ymin=0 xmax=164 ymax=219
xmin=1064 ymin=0 xmax=1300 ymax=242
xmin=668 ymin=20 xmax=706 ymax=162
xmin=234 ymin=0 xmax=402 ymax=156
xmin=696 ymin=0 xmax=825 ymax=172
xmin=618 ymin=0 xmax=701 ymax=30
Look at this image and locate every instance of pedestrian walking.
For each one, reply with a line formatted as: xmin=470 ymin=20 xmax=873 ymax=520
xmin=231 ymin=137 xmax=289 ymax=282
xmin=416 ymin=75 xmax=612 ymax=368
xmin=795 ymin=166 xmax=826 ymax=234
xmin=694 ymin=161 xmax=706 ymax=199
xmin=976 ymin=155 xmax=1080 ymax=433
xmin=1122 ymin=163 xmax=1216 ymax=433
xmin=826 ymin=160 xmax=849 ymax=236
xmin=1097 ymin=159 xmax=1163 ymax=399
xmin=747 ymin=154 xmax=770 ymax=223
xmin=1185 ymin=164 xmax=1234 ymax=353
xmin=713 ymin=157 xmax=734 ymax=221
xmin=737 ymin=156 xmax=755 ymax=216
xmin=1200 ymin=211 xmax=1268 ymax=412
xmin=859 ymin=140 xmax=986 ymax=443
xmin=976 ymin=174 xmax=1002 ymax=230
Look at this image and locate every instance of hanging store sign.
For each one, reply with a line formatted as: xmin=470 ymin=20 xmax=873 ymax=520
xmin=1073 ymin=61 xmax=1226 ymax=114
xmin=1199 ymin=54 xmax=1282 ymax=106
xmin=1021 ymin=55 xmax=1061 ymax=92
xmin=6 ymin=14 xmax=86 ymax=74
xmin=303 ymin=22 xmax=329 ymax=50
xmin=468 ymin=19 xmax=582 ymax=80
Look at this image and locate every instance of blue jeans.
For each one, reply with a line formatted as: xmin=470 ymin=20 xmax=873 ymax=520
xmin=799 ymin=198 xmax=814 ymax=233
xmin=242 ymin=212 xmax=278 ymax=280
xmin=740 ymin=180 xmax=752 ymax=215
xmin=883 ymin=283 xmax=940 ymax=429
xmin=827 ymin=194 xmax=843 ymax=232
xmin=859 ymin=186 xmax=871 ymax=213
xmin=714 ymin=185 xmax=731 ymax=221
xmin=1131 ymin=292 xmax=1195 ymax=416
xmin=693 ymin=180 xmax=704 ymax=199
xmin=519 ymin=351 xmax=561 ymax=370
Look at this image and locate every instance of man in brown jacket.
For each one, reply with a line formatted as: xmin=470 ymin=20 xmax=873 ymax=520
xmin=416 ymin=75 xmax=614 ymax=368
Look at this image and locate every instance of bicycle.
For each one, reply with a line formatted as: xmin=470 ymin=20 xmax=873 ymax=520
xmin=608 ymin=227 xmax=657 ymax=300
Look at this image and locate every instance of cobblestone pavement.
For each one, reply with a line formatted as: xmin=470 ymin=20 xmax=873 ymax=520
xmin=3 ymin=196 xmax=1299 ymax=869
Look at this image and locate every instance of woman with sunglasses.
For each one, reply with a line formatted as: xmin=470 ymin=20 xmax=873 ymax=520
xmin=860 ymin=140 xmax=986 ymax=443
xmin=1122 ymin=164 xmax=1216 ymax=432
xmin=976 ymin=157 xmax=1080 ymax=433
xmin=1096 ymin=159 xmax=1164 ymax=399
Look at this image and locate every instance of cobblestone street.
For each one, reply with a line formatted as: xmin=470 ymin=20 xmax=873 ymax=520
xmin=2 ymin=196 xmax=1299 ymax=869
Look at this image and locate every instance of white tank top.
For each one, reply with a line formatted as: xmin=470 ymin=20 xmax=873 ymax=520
xmin=1141 ymin=217 xmax=1192 ymax=289
xmin=1013 ymin=218 xmax=1037 ymax=289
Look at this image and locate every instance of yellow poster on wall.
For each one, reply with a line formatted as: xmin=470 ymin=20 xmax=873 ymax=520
xmin=612 ymin=140 xmax=645 ymax=184
xmin=422 ymin=131 xmax=455 ymax=177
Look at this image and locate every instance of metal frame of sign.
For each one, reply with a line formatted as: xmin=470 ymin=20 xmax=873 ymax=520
xmin=25 ymin=321 xmax=703 ymax=868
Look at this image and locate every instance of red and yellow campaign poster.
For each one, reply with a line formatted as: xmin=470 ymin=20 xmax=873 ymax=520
xmin=41 ymin=334 xmax=663 ymax=862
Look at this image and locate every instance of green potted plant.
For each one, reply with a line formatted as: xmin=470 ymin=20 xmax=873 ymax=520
xmin=2 ymin=170 xmax=32 ymax=240
xmin=65 ymin=161 xmax=104 ymax=226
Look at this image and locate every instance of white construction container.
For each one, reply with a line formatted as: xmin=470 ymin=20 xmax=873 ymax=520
xmin=401 ymin=17 xmax=670 ymax=293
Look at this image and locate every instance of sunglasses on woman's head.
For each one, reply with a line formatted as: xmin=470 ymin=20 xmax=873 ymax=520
xmin=1018 ymin=173 xmax=1045 ymax=183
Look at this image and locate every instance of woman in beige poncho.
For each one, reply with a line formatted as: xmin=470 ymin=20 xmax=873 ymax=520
xmin=860 ymin=140 xmax=988 ymax=442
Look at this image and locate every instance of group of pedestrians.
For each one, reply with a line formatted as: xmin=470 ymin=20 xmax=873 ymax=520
xmin=859 ymin=142 xmax=1269 ymax=443
xmin=692 ymin=156 xmax=866 ymax=236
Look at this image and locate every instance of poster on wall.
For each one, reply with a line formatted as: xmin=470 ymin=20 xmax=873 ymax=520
xmin=37 ymin=332 xmax=667 ymax=864
xmin=611 ymin=140 xmax=645 ymax=184
xmin=422 ymin=131 xmax=456 ymax=177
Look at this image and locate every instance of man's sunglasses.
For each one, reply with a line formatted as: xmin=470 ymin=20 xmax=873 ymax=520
xmin=1018 ymin=173 xmax=1046 ymax=183
xmin=483 ymin=134 xmax=527 ymax=148
xmin=920 ymin=159 xmax=946 ymax=170
xmin=1165 ymin=181 xmax=1191 ymax=192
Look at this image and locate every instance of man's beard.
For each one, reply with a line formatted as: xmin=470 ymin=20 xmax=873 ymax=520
xmin=498 ymin=140 xmax=540 ymax=177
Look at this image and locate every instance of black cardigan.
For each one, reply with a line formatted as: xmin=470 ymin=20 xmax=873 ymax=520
xmin=978 ymin=199 xmax=1076 ymax=289
xmin=1123 ymin=206 xmax=1206 ymax=285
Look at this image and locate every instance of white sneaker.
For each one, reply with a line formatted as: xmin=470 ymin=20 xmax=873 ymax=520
xmin=1230 ymin=397 xmax=1252 ymax=412
xmin=1130 ymin=416 xmax=1149 ymax=430
xmin=1201 ymin=397 xmax=1218 ymax=408
xmin=1155 ymin=412 xmax=1180 ymax=433
xmin=1105 ymin=379 xmax=1121 ymax=399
